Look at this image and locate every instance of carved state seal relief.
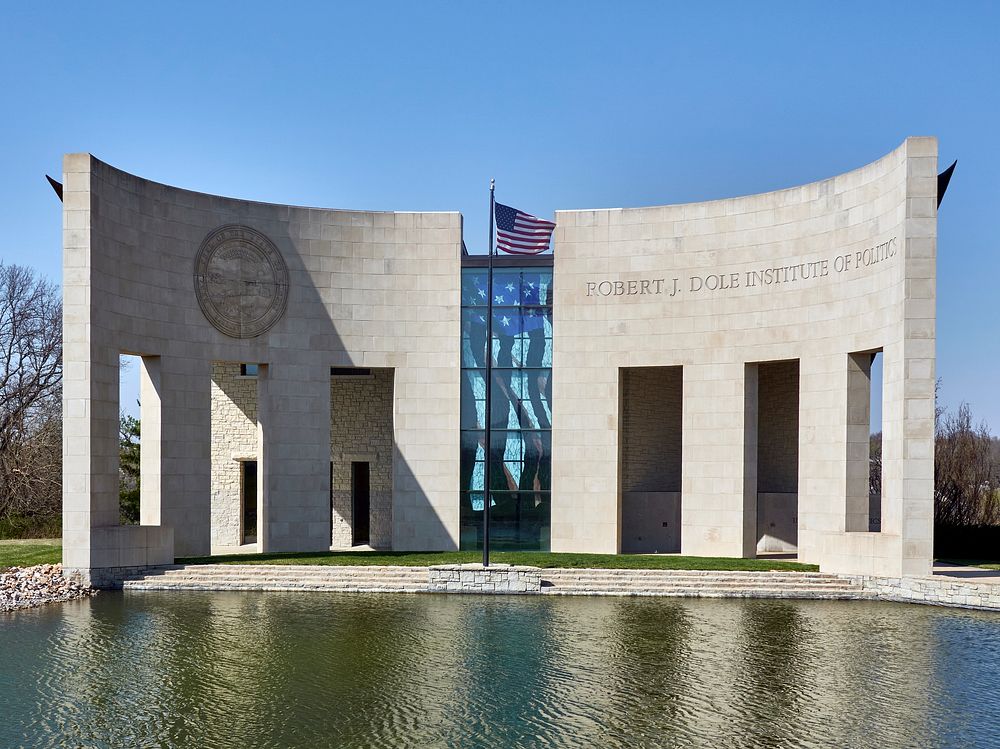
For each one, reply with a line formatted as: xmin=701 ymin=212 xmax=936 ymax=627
xmin=194 ymin=225 xmax=289 ymax=338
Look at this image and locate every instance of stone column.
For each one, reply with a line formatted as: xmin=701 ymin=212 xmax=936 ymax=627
xmin=899 ymin=137 xmax=938 ymax=577
xmin=681 ymin=362 xmax=746 ymax=558
xmin=742 ymin=363 xmax=760 ymax=557
xmin=155 ymin=355 xmax=212 ymax=558
xmin=259 ymin=362 xmax=332 ymax=552
xmin=845 ymin=352 xmax=873 ymax=533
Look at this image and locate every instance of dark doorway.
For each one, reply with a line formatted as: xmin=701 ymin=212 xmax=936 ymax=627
xmin=241 ymin=460 xmax=257 ymax=545
xmin=352 ymin=461 xmax=370 ymax=546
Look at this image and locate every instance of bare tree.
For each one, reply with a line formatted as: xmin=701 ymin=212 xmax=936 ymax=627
xmin=934 ymin=402 xmax=1000 ymax=527
xmin=0 ymin=263 xmax=63 ymax=528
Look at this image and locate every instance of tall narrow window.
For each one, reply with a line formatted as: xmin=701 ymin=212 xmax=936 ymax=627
xmin=846 ymin=349 xmax=882 ymax=533
xmin=352 ymin=462 xmax=370 ymax=546
xmin=241 ymin=460 xmax=257 ymax=545
xmin=869 ymin=351 xmax=883 ymax=532
xmin=459 ymin=264 xmax=553 ymax=551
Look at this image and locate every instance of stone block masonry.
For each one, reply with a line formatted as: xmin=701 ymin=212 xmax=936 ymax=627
xmin=330 ymin=370 xmax=393 ymax=549
xmin=211 ymin=363 xmax=258 ymax=549
xmin=427 ymin=564 xmax=542 ymax=594
xmin=120 ymin=564 xmax=1000 ymax=612
xmin=62 ymin=139 xmax=936 ymax=581
xmin=847 ymin=575 xmax=1000 ymax=611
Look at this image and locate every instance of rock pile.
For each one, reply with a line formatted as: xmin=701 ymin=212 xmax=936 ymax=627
xmin=0 ymin=564 xmax=95 ymax=612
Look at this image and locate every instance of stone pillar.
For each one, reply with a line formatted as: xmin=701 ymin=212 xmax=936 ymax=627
xmin=899 ymin=137 xmax=938 ymax=577
xmin=681 ymin=362 xmax=746 ymax=557
xmin=138 ymin=355 xmax=162 ymax=526
xmin=845 ymin=352 xmax=873 ymax=532
xmin=259 ymin=362 xmax=332 ymax=552
xmin=148 ymin=355 xmax=211 ymax=558
xmin=256 ymin=363 xmax=271 ymax=552
xmin=742 ymin=363 xmax=759 ymax=557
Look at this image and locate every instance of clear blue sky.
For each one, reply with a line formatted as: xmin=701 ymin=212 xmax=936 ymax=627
xmin=2 ymin=2 xmax=997 ymax=427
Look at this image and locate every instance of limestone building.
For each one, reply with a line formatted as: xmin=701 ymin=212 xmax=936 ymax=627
xmin=61 ymin=138 xmax=938 ymax=585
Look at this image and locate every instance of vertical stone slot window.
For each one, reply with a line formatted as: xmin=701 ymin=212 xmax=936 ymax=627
xmin=240 ymin=460 xmax=257 ymax=544
xmin=351 ymin=461 xmax=371 ymax=546
xmin=745 ymin=360 xmax=800 ymax=554
xmin=846 ymin=349 xmax=883 ymax=533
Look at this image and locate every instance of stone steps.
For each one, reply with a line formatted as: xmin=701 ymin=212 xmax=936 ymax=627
xmin=120 ymin=564 xmax=871 ymax=600
xmin=538 ymin=569 xmax=870 ymax=599
xmin=123 ymin=565 xmax=430 ymax=593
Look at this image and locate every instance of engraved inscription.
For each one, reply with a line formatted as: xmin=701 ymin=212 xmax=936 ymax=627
xmin=194 ymin=225 xmax=289 ymax=338
xmin=586 ymin=236 xmax=897 ymax=299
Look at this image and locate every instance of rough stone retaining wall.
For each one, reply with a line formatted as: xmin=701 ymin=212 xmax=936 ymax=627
xmin=428 ymin=564 xmax=541 ymax=594
xmin=846 ymin=575 xmax=1000 ymax=611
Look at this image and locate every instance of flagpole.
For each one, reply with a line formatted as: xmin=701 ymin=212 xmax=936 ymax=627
xmin=483 ymin=178 xmax=495 ymax=568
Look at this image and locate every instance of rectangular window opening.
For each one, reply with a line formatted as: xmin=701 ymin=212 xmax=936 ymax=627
xmin=331 ymin=367 xmax=372 ymax=377
xmin=352 ymin=462 xmax=371 ymax=546
xmin=119 ymin=353 xmax=142 ymax=525
xmin=241 ymin=460 xmax=258 ymax=545
xmin=869 ymin=351 xmax=883 ymax=532
xmin=846 ymin=349 xmax=883 ymax=533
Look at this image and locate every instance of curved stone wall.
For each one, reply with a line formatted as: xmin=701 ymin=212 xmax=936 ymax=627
xmin=62 ymin=139 xmax=937 ymax=582
xmin=551 ymin=137 xmax=937 ymax=576
xmin=62 ymin=155 xmax=462 ymax=581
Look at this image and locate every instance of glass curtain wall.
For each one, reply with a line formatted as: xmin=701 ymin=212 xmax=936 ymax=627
xmin=459 ymin=265 xmax=553 ymax=550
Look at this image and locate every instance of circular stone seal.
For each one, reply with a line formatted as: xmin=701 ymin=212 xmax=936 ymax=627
xmin=194 ymin=225 xmax=289 ymax=338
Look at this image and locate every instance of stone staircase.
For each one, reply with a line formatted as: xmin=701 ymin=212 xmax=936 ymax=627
xmin=539 ymin=568 xmax=872 ymax=599
xmin=121 ymin=564 xmax=430 ymax=593
xmin=120 ymin=564 xmax=872 ymax=600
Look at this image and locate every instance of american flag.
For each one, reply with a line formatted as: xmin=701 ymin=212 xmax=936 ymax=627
xmin=494 ymin=202 xmax=556 ymax=255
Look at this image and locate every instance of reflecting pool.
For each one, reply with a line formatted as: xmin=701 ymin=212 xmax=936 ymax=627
xmin=2 ymin=592 xmax=999 ymax=748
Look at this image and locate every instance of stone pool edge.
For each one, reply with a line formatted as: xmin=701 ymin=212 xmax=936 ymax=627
xmin=111 ymin=563 xmax=1000 ymax=612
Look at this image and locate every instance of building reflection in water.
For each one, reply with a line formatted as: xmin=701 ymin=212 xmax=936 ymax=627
xmin=2 ymin=592 xmax=998 ymax=748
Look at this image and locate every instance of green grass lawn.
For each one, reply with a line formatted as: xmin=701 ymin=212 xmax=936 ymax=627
xmin=177 ymin=549 xmax=819 ymax=571
xmin=0 ymin=540 xmax=62 ymax=569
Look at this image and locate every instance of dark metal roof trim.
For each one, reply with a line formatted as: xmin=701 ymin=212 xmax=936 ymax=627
xmin=46 ymin=175 xmax=63 ymax=202
xmin=937 ymin=160 xmax=957 ymax=208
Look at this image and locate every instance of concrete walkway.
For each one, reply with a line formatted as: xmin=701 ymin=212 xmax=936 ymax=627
xmin=933 ymin=561 xmax=1000 ymax=584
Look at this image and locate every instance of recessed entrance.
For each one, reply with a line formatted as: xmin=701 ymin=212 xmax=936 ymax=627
xmin=351 ymin=461 xmax=370 ymax=546
xmin=619 ymin=366 xmax=683 ymax=553
xmin=241 ymin=460 xmax=257 ymax=545
xmin=329 ymin=367 xmax=394 ymax=549
xmin=745 ymin=359 xmax=800 ymax=555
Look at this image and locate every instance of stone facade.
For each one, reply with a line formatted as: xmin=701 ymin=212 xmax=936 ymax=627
xmin=62 ymin=154 xmax=461 ymax=584
xmin=551 ymin=137 xmax=937 ymax=578
xmin=63 ymin=139 xmax=938 ymax=582
xmin=210 ymin=362 xmax=258 ymax=549
xmin=330 ymin=369 xmax=393 ymax=549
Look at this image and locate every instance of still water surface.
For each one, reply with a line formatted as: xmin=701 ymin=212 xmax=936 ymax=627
xmin=1 ymin=592 xmax=999 ymax=748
